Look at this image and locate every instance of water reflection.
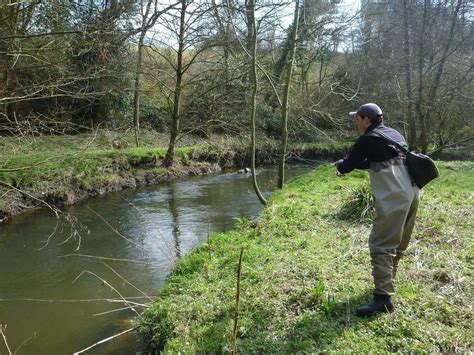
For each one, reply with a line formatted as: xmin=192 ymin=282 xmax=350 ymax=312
xmin=169 ymin=183 xmax=182 ymax=260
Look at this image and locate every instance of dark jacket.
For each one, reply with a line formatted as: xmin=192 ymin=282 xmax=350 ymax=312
xmin=336 ymin=123 xmax=407 ymax=174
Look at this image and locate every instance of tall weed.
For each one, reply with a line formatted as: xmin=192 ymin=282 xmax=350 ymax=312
xmin=337 ymin=183 xmax=374 ymax=223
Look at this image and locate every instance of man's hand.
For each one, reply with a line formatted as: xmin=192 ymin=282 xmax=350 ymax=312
xmin=334 ymin=159 xmax=344 ymax=176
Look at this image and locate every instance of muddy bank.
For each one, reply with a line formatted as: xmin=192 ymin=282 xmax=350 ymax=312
xmin=0 ymin=144 xmax=350 ymax=224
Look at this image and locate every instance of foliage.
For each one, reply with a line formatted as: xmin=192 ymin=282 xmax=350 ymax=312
xmin=137 ymin=162 xmax=473 ymax=352
xmin=0 ymin=1 xmax=138 ymax=133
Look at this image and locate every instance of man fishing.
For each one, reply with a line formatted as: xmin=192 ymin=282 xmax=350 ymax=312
xmin=335 ymin=103 xmax=420 ymax=316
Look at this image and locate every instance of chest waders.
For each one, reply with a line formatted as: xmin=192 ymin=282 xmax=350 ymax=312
xmin=369 ymin=156 xmax=420 ymax=295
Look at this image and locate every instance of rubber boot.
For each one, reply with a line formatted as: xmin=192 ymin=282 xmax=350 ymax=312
xmin=356 ymin=294 xmax=394 ymax=317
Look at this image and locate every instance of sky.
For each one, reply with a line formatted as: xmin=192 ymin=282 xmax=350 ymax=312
xmin=146 ymin=0 xmax=363 ymax=48
xmin=341 ymin=0 xmax=361 ymax=15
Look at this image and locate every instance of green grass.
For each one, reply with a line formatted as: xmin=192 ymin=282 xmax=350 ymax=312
xmin=0 ymin=130 xmax=171 ymax=156
xmin=137 ymin=162 xmax=473 ymax=352
xmin=0 ymin=147 xmax=168 ymax=186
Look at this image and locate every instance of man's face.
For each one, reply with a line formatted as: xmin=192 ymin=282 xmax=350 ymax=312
xmin=356 ymin=115 xmax=371 ymax=134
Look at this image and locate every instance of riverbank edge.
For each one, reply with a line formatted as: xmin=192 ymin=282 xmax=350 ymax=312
xmin=136 ymin=161 xmax=473 ymax=352
xmin=0 ymin=141 xmax=350 ymax=224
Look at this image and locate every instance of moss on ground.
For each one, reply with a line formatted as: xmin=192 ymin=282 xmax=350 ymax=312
xmin=137 ymin=162 xmax=473 ymax=353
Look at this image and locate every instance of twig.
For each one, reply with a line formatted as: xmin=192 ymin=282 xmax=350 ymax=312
xmin=0 ymin=155 xmax=65 ymax=172
xmin=37 ymin=219 xmax=60 ymax=250
xmin=58 ymin=253 xmax=160 ymax=266
xmin=122 ymin=197 xmax=144 ymax=216
xmin=121 ymin=197 xmax=177 ymax=262
xmin=93 ymin=305 xmax=146 ymax=317
xmin=0 ymin=324 xmax=13 ymax=355
xmin=86 ymin=207 xmax=148 ymax=252
xmin=208 ymin=221 xmax=212 ymax=258
xmin=0 ymin=180 xmax=60 ymax=218
xmin=101 ymin=261 xmax=154 ymax=303
xmin=55 ymin=218 xmax=83 ymax=251
xmin=0 ymin=296 xmax=149 ymax=303
xmin=88 ymin=206 xmax=176 ymax=264
xmin=227 ymin=1 xmax=282 ymax=107
xmin=14 ymin=334 xmax=34 ymax=355
xmin=73 ymin=270 xmax=142 ymax=319
xmin=231 ymin=247 xmax=244 ymax=354
xmin=73 ymin=328 xmax=134 ymax=354
xmin=0 ymin=127 xmax=101 ymax=173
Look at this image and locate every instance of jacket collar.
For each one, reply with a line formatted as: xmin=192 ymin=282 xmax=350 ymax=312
xmin=364 ymin=122 xmax=383 ymax=134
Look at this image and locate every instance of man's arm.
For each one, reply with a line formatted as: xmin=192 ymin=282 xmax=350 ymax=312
xmin=336 ymin=137 xmax=370 ymax=174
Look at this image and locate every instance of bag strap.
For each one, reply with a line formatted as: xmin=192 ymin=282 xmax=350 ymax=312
xmin=368 ymin=129 xmax=409 ymax=154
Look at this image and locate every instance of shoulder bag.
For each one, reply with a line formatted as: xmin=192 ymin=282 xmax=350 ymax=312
xmin=370 ymin=129 xmax=439 ymax=189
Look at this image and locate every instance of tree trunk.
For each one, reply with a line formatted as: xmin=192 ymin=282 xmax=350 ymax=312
xmin=402 ymin=0 xmax=416 ymax=149
xmin=422 ymin=0 xmax=463 ymax=153
xmin=133 ymin=0 xmax=154 ymax=148
xmin=133 ymin=40 xmax=144 ymax=147
xmin=164 ymin=0 xmax=186 ymax=167
xmin=278 ymin=0 xmax=300 ymax=189
xmin=247 ymin=0 xmax=266 ymax=206
xmin=415 ymin=0 xmax=428 ymax=153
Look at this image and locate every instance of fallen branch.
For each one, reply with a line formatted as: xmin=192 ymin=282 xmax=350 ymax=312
xmin=73 ymin=328 xmax=134 ymax=354
xmin=0 ymin=155 xmax=64 ymax=172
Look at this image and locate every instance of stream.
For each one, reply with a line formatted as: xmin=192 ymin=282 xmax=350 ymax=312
xmin=0 ymin=165 xmax=312 ymax=354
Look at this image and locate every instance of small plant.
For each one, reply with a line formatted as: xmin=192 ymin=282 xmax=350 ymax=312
xmin=337 ymin=183 xmax=375 ymax=223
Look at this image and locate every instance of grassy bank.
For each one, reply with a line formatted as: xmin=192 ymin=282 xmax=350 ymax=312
xmin=0 ymin=130 xmax=350 ymax=221
xmin=137 ymin=162 xmax=473 ymax=352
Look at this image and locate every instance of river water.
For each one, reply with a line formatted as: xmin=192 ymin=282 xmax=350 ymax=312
xmin=0 ymin=166 xmax=312 ymax=354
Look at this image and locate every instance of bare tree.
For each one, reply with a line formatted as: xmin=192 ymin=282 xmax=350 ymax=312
xmin=246 ymin=0 xmax=267 ymax=205
xmin=145 ymin=0 xmax=216 ymax=167
xmin=132 ymin=0 xmax=178 ymax=147
xmin=346 ymin=0 xmax=473 ymax=153
xmin=402 ymin=0 xmax=417 ymax=148
xmin=278 ymin=0 xmax=300 ymax=189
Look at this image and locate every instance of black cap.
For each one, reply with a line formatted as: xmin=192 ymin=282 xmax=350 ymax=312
xmin=349 ymin=103 xmax=383 ymax=119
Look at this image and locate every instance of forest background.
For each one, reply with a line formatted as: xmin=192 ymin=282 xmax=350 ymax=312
xmin=1 ymin=0 xmax=473 ymax=161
